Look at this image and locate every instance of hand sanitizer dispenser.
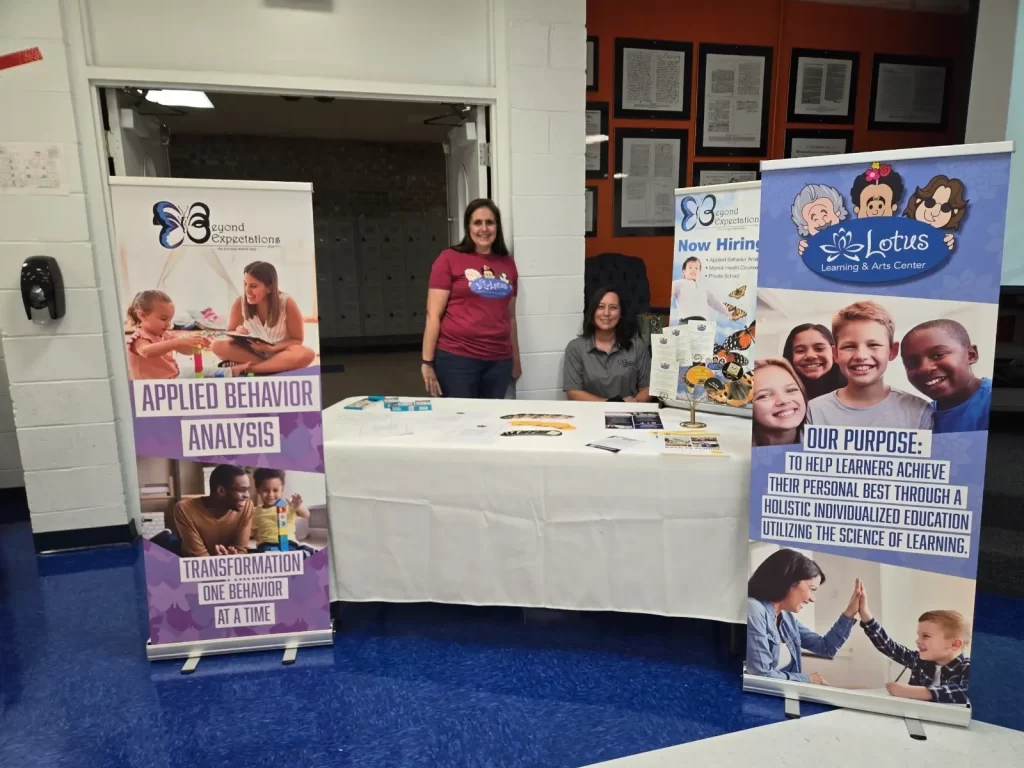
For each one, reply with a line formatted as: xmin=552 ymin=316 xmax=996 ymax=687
xmin=21 ymin=256 xmax=65 ymax=324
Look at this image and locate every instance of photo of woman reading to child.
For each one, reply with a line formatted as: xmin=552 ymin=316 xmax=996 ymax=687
xmin=211 ymin=260 xmax=316 ymax=375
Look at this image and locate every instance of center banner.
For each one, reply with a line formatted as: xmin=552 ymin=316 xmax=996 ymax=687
xmin=744 ymin=143 xmax=1012 ymax=725
xmin=108 ymin=177 xmax=332 ymax=660
xmin=670 ymin=181 xmax=760 ymax=414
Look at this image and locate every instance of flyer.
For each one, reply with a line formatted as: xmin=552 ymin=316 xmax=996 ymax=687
xmin=108 ymin=177 xmax=333 ymax=659
xmin=672 ymin=181 xmax=760 ymax=412
xmin=745 ymin=144 xmax=1012 ymax=726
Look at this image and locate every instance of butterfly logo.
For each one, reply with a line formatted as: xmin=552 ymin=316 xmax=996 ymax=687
xmin=152 ymin=201 xmax=211 ymax=249
xmin=679 ymin=194 xmax=716 ymax=231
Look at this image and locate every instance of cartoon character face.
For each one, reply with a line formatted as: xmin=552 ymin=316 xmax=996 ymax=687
xmin=851 ymin=163 xmax=904 ymax=219
xmin=903 ymin=175 xmax=968 ymax=231
xmin=499 ymin=272 xmax=509 ymax=283
xmin=802 ymin=198 xmax=843 ymax=236
xmin=855 ymin=183 xmax=898 ymax=218
xmin=913 ymin=185 xmax=956 ymax=228
xmin=482 ymin=266 xmax=495 ymax=278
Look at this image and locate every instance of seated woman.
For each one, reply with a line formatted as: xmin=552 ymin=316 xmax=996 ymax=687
xmin=562 ymin=288 xmax=650 ymax=403
xmin=747 ymin=548 xmax=862 ymax=685
xmin=752 ymin=358 xmax=809 ymax=447
xmin=212 ymin=260 xmax=316 ymax=375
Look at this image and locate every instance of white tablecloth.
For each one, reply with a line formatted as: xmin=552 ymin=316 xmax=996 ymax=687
xmin=323 ymin=397 xmax=751 ymax=623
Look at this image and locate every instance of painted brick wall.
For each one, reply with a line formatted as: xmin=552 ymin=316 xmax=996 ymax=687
xmin=507 ymin=0 xmax=587 ymax=400
xmin=0 ymin=1 xmax=128 ymax=532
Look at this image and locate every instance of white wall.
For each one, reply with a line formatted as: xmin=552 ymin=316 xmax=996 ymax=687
xmin=1001 ymin=0 xmax=1024 ymax=285
xmin=0 ymin=0 xmax=587 ymax=538
xmin=507 ymin=0 xmax=587 ymax=399
xmin=0 ymin=0 xmax=128 ymax=533
xmin=83 ymin=0 xmax=492 ymax=88
xmin=0 ymin=348 xmax=23 ymax=489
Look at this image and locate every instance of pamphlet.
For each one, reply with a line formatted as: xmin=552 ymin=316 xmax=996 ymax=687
xmin=586 ymin=435 xmax=646 ymax=453
xmin=605 ymin=412 xmax=664 ymax=430
xmin=649 ymin=333 xmax=680 ymax=399
xmin=604 ymin=413 xmax=636 ymax=429
xmin=661 ymin=432 xmax=727 ymax=456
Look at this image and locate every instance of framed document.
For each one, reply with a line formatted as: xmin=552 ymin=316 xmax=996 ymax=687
xmin=613 ymin=127 xmax=687 ymax=237
xmin=585 ymin=186 xmax=598 ymax=238
xmin=587 ymin=36 xmax=599 ymax=92
xmin=784 ymin=128 xmax=853 ymax=159
xmin=868 ymin=54 xmax=951 ymax=131
xmin=586 ymin=101 xmax=609 ymax=179
xmin=691 ymin=162 xmax=760 ymax=187
xmin=696 ymin=43 xmax=773 ymax=156
xmin=614 ymin=38 xmax=693 ymax=120
xmin=787 ymin=48 xmax=858 ymax=123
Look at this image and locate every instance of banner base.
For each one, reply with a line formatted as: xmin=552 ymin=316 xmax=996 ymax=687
xmin=742 ymin=673 xmax=971 ymax=728
xmin=146 ymin=626 xmax=334 ymax=662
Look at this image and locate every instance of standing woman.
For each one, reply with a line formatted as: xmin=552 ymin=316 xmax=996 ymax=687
xmin=421 ymin=199 xmax=520 ymax=398
xmin=782 ymin=323 xmax=847 ymax=400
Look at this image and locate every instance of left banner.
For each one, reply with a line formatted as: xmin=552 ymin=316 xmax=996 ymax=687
xmin=108 ymin=177 xmax=333 ymax=660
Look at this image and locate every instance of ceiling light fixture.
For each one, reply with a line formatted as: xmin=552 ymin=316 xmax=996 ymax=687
xmin=144 ymin=90 xmax=214 ymax=109
xmin=585 ymin=134 xmax=608 ymax=145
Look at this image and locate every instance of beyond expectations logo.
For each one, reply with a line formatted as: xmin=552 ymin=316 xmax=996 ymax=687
xmin=152 ymin=201 xmax=282 ymax=250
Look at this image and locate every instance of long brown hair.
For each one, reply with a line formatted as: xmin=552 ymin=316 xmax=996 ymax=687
xmin=243 ymin=261 xmax=282 ymax=327
xmin=126 ymin=289 xmax=172 ymax=327
xmin=903 ymin=175 xmax=968 ymax=231
xmin=752 ymin=357 xmax=808 ymax=447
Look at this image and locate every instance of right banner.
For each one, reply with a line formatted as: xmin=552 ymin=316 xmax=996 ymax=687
xmin=745 ymin=142 xmax=1013 ymax=726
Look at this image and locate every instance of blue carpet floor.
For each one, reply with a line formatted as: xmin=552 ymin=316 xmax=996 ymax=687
xmin=1 ymin=517 xmax=1022 ymax=767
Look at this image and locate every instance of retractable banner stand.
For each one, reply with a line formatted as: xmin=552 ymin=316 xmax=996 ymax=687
xmin=668 ymin=181 xmax=760 ymax=415
xmin=108 ymin=178 xmax=332 ymax=661
xmin=744 ymin=143 xmax=1012 ymax=726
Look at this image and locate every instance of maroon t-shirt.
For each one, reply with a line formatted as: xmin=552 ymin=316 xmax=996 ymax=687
xmin=429 ymin=248 xmax=518 ymax=361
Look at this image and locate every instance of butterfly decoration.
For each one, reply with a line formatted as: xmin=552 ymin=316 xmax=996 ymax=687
xmin=152 ymin=201 xmax=211 ymax=249
xmin=724 ymin=303 xmax=747 ymax=321
xmin=679 ymin=194 xmax=717 ymax=232
xmin=722 ymin=320 xmax=756 ymax=351
xmin=713 ymin=345 xmax=749 ymax=367
xmin=729 ymin=285 xmax=747 ymax=299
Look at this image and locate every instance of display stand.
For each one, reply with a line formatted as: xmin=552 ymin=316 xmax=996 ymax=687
xmin=151 ymin=626 xmax=335 ymax=673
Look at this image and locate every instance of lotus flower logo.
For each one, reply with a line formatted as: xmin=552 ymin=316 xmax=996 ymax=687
xmin=819 ymin=228 xmax=865 ymax=263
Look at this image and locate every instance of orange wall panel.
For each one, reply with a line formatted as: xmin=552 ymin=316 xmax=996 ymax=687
xmin=585 ymin=0 xmax=975 ymax=307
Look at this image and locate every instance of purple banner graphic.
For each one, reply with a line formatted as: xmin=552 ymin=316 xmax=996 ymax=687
xmin=109 ymin=177 xmax=333 ymax=657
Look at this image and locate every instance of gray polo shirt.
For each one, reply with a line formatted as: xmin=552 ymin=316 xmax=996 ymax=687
xmin=562 ymin=335 xmax=651 ymax=399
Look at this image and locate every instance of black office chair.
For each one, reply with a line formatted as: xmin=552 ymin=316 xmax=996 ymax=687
xmin=584 ymin=252 xmax=669 ymax=319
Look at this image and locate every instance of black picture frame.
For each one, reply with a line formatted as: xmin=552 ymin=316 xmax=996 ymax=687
xmin=786 ymin=48 xmax=859 ymax=124
xmin=585 ymin=101 xmax=609 ymax=179
xmin=613 ymin=38 xmax=693 ymax=120
xmin=587 ymin=36 xmax=599 ymax=92
xmin=784 ymin=128 xmax=854 ymax=159
xmin=695 ymin=43 xmax=774 ymax=157
xmin=585 ymin=186 xmax=598 ymax=238
xmin=868 ymin=54 xmax=952 ymax=132
xmin=613 ymin=127 xmax=688 ymax=237
xmin=691 ymin=162 xmax=761 ymax=186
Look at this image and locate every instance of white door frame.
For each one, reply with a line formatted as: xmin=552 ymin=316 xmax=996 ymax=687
xmin=60 ymin=0 xmax=513 ymax=526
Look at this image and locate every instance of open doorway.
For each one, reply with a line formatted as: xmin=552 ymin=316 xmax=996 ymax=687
xmin=99 ymin=87 xmax=490 ymax=405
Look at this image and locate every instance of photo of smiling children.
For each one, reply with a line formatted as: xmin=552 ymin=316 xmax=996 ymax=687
xmin=747 ymin=143 xmax=1009 ymax=723
xmin=755 ymin=289 xmax=997 ymax=434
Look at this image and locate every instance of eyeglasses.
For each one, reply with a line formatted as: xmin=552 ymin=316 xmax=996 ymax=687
xmin=922 ymin=198 xmax=953 ymax=213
